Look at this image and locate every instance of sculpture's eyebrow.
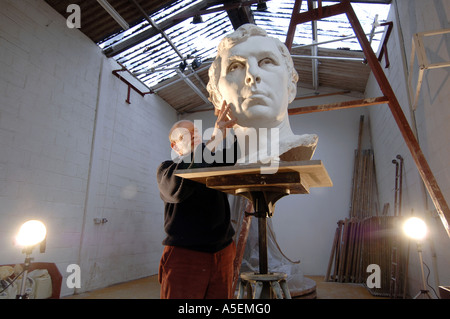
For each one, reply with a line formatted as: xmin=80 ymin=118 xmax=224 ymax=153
xmin=257 ymin=50 xmax=279 ymax=60
xmin=226 ymin=55 xmax=246 ymax=63
xmin=227 ymin=50 xmax=279 ymax=63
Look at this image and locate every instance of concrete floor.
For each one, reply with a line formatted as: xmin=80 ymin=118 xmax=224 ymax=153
xmin=64 ymin=275 xmax=387 ymax=299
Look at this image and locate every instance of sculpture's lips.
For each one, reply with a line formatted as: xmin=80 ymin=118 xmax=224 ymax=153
xmin=244 ymin=92 xmax=269 ymax=100
xmin=247 ymin=93 xmax=266 ymax=98
xmin=243 ymin=94 xmax=270 ymax=108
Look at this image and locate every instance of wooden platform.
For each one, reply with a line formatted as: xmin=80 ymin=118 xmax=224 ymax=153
xmin=175 ymin=160 xmax=333 ymax=195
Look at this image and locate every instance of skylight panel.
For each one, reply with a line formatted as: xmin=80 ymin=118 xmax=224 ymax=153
xmin=98 ymin=0 xmax=391 ymax=89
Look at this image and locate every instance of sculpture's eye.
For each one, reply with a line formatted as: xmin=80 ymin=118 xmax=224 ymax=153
xmin=227 ymin=61 xmax=244 ymax=73
xmin=259 ymin=57 xmax=276 ymax=67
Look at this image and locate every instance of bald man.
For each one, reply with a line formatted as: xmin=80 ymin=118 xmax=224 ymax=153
xmin=156 ymin=106 xmax=238 ymax=299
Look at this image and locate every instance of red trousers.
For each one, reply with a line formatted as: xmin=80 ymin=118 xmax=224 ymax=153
xmin=158 ymin=242 xmax=236 ymax=299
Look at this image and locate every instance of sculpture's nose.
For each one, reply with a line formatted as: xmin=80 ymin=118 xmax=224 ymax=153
xmin=245 ymin=61 xmax=261 ymax=86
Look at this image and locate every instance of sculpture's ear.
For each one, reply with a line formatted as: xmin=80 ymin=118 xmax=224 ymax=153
xmin=288 ymin=80 xmax=297 ymax=103
xmin=209 ymin=92 xmax=224 ymax=116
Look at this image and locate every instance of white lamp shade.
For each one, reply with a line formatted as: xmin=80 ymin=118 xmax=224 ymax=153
xmin=16 ymin=220 xmax=47 ymax=247
xmin=403 ymin=217 xmax=428 ymax=240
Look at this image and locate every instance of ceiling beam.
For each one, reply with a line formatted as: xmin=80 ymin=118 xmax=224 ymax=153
xmin=103 ymin=0 xmax=260 ymax=58
xmin=129 ymin=0 xmax=184 ymax=59
xmin=97 ymin=0 xmax=130 ymax=30
xmin=103 ymin=0 xmax=215 ymax=58
xmin=226 ymin=1 xmax=255 ymax=29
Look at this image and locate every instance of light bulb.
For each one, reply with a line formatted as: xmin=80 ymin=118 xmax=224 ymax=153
xmin=16 ymin=220 xmax=47 ymax=247
xmin=403 ymin=217 xmax=428 ymax=240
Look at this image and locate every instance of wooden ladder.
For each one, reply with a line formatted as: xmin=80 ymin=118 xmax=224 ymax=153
xmin=389 ymin=243 xmax=400 ymax=298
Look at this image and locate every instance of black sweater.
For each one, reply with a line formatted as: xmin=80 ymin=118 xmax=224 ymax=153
xmin=156 ymin=144 xmax=236 ymax=253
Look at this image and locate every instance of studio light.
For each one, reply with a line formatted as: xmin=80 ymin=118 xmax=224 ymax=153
xmin=16 ymin=220 xmax=47 ymax=247
xmin=191 ymin=57 xmax=202 ymax=70
xmin=15 ymin=220 xmax=47 ymax=299
xmin=256 ymin=1 xmax=268 ymax=12
xmin=179 ymin=60 xmax=187 ymax=72
xmin=192 ymin=14 xmax=203 ymax=24
xmin=402 ymin=216 xmax=433 ymax=299
xmin=403 ymin=216 xmax=427 ymax=241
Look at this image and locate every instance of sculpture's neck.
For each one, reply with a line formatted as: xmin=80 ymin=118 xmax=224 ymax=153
xmin=233 ymin=117 xmax=295 ymax=163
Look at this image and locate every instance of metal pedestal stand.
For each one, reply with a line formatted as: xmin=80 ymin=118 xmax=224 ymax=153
xmin=236 ymin=187 xmax=292 ymax=299
xmin=175 ymin=160 xmax=333 ymax=299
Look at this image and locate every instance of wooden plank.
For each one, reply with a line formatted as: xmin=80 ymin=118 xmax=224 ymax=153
xmin=285 ymin=0 xmax=303 ymax=50
xmin=353 ymin=221 xmax=363 ymax=283
xmin=175 ymin=160 xmax=333 ymax=192
xmin=344 ymin=218 xmax=356 ymax=282
xmin=338 ymin=218 xmax=350 ymax=282
xmin=333 ymin=220 xmax=344 ymax=281
xmin=293 ymin=90 xmax=351 ymax=101
xmin=325 ymin=222 xmax=340 ymax=282
xmin=232 ymin=200 xmax=253 ymax=295
xmin=286 ymin=2 xmax=348 ymax=50
xmin=206 ymin=172 xmax=309 ymax=195
xmin=343 ymin=0 xmax=450 ymax=237
xmin=207 ymin=172 xmax=300 ymax=188
xmin=288 ymin=96 xmax=389 ymax=116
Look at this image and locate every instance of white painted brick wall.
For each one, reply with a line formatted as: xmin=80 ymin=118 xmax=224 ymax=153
xmin=0 ymin=0 xmax=176 ymax=297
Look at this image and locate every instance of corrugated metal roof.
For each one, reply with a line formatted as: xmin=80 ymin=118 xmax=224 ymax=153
xmin=99 ymin=0 xmax=389 ymax=90
xmin=44 ymin=0 xmax=391 ymax=112
xmin=107 ymin=8 xmax=234 ymax=87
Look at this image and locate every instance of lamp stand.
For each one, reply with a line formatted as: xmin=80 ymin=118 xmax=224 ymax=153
xmin=413 ymin=242 xmax=432 ymax=299
xmin=16 ymin=247 xmax=33 ymax=299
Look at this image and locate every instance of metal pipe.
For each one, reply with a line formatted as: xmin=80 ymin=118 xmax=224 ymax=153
xmin=175 ymin=69 xmax=210 ymax=105
xmin=396 ymin=155 xmax=404 ymax=216
xmin=292 ymin=30 xmax=384 ymax=50
xmin=310 ymin=1 xmax=319 ymax=91
xmin=129 ymin=0 xmax=184 ymax=60
xmin=97 ymin=0 xmax=129 ymax=30
xmin=133 ymin=66 xmax=182 ymax=75
xmin=151 ymin=63 xmax=211 ymax=92
xmin=188 ymin=65 xmax=208 ymax=90
xmin=129 ymin=0 xmax=212 ymax=109
xmin=133 ymin=55 xmax=203 ymax=75
xmin=392 ymin=159 xmax=399 ymax=216
xmin=254 ymin=193 xmax=268 ymax=275
xmin=112 ymin=67 xmax=153 ymax=97
xmin=291 ymin=55 xmax=365 ymax=61
xmin=368 ymin=14 xmax=379 ymax=45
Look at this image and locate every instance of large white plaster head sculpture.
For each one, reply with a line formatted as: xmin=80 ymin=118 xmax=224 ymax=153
xmin=207 ymin=23 xmax=318 ymax=164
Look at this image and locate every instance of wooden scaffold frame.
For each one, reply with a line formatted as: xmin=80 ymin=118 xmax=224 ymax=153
xmin=284 ymin=0 xmax=450 ymax=238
